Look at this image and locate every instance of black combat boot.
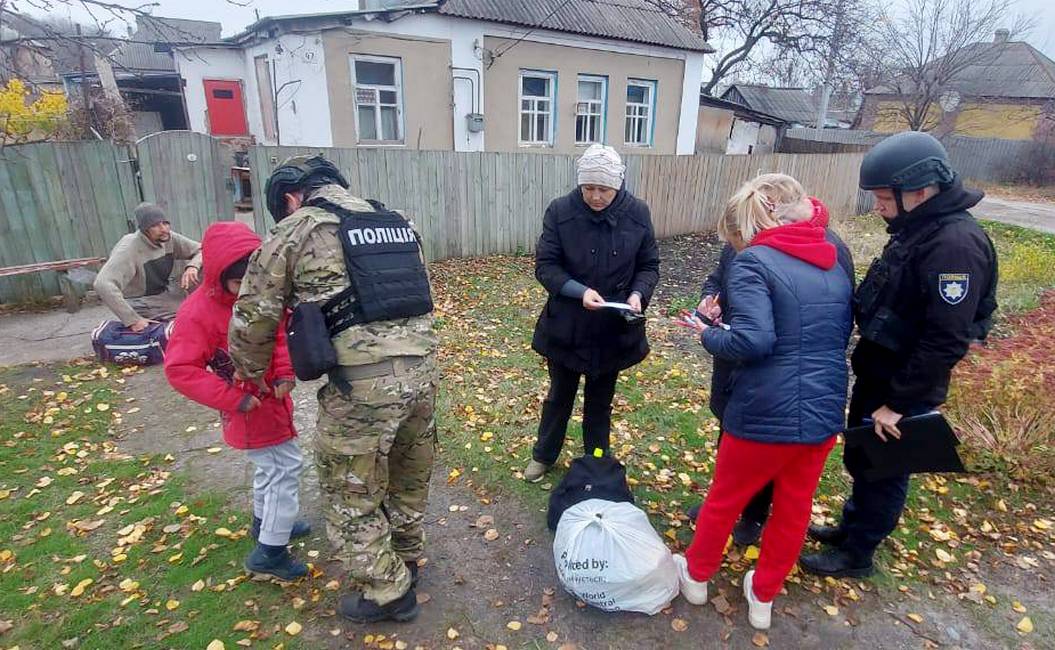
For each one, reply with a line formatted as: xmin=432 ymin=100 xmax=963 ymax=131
xmin=807 ymin=524 xmax=848 ymax=546
xmin=799 ymin=548 xmax=875 ymax=578
xmin=338 ymin=589 xmax=420 ymax=623
xmin=732 ymin=517 xmax=764 ymax=546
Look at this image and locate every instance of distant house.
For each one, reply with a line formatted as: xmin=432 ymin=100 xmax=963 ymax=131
xmin=719 ymin=84 xmax=855 ymax=129
xmin=173 ymin=0 xmax=714 ymax=154
xmin=697 ymin=94 xmax=787 ymax=154
xmin=858 ymin=29 xmax=1055 ymax=141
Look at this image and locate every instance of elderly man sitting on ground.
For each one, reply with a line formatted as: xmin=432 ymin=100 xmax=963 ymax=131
xmin=94 ymin=202 xmax=202 ymax=332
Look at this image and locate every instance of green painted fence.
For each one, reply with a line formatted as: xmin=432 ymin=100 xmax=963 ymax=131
xmin=0 ymin=132 xmax=235 ymax=304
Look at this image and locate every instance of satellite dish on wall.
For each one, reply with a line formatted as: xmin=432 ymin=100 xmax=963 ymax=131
xmin=939 ymin=91 xmax=961 ymax=112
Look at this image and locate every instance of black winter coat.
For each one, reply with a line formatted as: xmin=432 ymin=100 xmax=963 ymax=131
xmin=532 ymin=188 xmax=660 ymax=376
xmin=702 ymin=231 xmax=854 ymax=422
xmin=851 ymin=180 xmax=997 ymax=412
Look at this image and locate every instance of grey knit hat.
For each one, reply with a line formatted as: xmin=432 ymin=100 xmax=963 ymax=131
xmin=134 ymin=202 xmax=167 ymax=232
xmin=576 ymin=144 xmax=625 ymax=190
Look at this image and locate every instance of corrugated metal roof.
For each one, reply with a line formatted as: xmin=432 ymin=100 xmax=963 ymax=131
xmin=722 ymin=85 xmax=819 ymax=125
xmin=437 ymin=0 xmax=713 ymax=52
xmin=867 ymin=40 xmax=1055 ymax=99
xmin=109 ymin=17 xmax=222 ymax=73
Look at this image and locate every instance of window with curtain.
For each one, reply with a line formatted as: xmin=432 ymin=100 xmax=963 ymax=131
xmin=352 ymin=56 xmax=404 ymax=144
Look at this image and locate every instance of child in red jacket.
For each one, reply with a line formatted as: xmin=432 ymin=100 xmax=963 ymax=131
xmin=165 ymin=221 xmax=310 ymax=581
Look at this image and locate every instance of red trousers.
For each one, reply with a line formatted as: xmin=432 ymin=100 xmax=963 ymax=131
xmin=685 ymin=433 xmax=836 ymax=602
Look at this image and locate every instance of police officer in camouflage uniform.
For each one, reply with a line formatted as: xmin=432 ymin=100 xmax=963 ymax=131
xmin=228 ymin=155 xmax=438 ymax=623
xmin=799 ymin=131 xmax=997 ymax=578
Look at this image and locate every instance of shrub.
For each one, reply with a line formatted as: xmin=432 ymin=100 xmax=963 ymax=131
xmin=946 ymin=292 xmax=1055 ymax=481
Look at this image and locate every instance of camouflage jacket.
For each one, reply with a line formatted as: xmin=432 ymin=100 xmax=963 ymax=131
xmin=228 ymin=184 xmax=437 ymax=379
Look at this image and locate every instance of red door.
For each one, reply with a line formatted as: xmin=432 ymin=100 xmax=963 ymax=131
xmin=203 ymin=79 xmax=249 ymax=136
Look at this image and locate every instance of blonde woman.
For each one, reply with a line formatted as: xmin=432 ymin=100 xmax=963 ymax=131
xmin=673 ymin=174 xmax=853 ymax=629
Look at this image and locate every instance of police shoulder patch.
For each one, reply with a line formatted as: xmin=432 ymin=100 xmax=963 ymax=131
xmin=938 ymin=272 xmax=969 ymax=305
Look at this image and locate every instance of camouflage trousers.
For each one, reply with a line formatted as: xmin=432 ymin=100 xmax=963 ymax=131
xmin=315 ymin=357 xmax=438 ymax=605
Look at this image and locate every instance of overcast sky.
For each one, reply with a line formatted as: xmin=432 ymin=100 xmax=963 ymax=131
xmin=27 ymin=0 xmax=1055 ymax=60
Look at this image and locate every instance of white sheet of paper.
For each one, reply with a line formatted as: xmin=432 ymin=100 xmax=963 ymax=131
xmin=599 ymin=301 xmax=635 ymax=311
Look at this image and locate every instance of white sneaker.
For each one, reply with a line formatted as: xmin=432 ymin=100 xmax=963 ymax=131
xmin=672 ymin=554 xmax=708 ymax=605
xmin=743 ymin=570 xmax=772 ymax=630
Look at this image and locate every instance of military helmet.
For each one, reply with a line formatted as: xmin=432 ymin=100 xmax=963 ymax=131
xmin=859 ymin=131 xmax=956 ymax=192
xmin=264 ymin=154 xmax=349 ymax=221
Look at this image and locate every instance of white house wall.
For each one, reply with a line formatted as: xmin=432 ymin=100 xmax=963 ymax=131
xmin=244 ymin=32 xmax=332 ymax=147
xmin=174 ymin=48 xmax=246 ymax=135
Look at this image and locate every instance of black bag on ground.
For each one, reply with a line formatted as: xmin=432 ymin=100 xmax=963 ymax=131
xmin=547 ymin=455 xmax=635 ymax=531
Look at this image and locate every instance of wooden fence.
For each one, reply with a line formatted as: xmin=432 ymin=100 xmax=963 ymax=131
xmin=784 ymin=128 xmax=1055 ymax=184
xmin=0 ymin=132 xmax=867 ymax=303
xmin=0 ymin=132 xmax=234 ymax=303
xmin=248 ymin=147 xmax=867 ymax=262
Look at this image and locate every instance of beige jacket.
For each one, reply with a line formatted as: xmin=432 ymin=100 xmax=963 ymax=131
xmin=94 ymin=231 xmax=202 ymax=325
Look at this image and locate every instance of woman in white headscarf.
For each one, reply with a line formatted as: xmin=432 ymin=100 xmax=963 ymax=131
xmin=524 ymin=144 xmax=660 ymax=482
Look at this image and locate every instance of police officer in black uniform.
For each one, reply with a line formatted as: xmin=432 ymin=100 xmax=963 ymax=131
xmin=799 ymin=131 xmax=998 ymax=577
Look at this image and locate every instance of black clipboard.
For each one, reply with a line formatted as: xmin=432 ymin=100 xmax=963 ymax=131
xmin=844 ymin=411 xmax=966 ymax=481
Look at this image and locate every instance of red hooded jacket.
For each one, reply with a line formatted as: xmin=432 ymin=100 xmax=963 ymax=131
xmin=164 ymin=222 xmax=296 ymax=450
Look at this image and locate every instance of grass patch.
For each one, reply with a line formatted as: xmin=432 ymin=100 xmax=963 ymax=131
xmin=0 ymin=363 xmax=321 ymax=649
xmin=430 ymin=248 xmax=1054 ymax=603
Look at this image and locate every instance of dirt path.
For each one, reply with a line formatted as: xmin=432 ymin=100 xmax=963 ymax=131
xmin=977 ymin=197 xmax=1055 ymax=234
xmin=4 ymin=232 xmax=1046 ymax=648
xmin=114 ymin=367 xmax=1007 ymax=650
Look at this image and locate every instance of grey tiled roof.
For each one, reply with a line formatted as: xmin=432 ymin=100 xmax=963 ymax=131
xmin=437 ymin=0 xmax=714 ymax=52
xmin=722 ymin=85 xmax=819 ymax=125
xmin=867 ymin=40 xmax=1055 ymax=99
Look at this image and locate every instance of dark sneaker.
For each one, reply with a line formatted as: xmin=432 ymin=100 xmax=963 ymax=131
xmin=732 ymin=518 xmax=764 ymax=546
xmin=807 ymin=524 xmax=848 ymax=547
xmin=799 ymin=548 xmax=875 ymax=578
xmin=244 ymin=544 xmax=309 ymax=582
xmin=251 ymin=516 xmax=312 ymax=542
xmin=338 ymin=589 xmax=420 ymax=623
xmin=685 ymin=502 xmax=701 ymax=522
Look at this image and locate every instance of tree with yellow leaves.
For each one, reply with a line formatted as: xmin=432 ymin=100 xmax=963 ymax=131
xmin=0 ymin=78 xmax=68 ymax=143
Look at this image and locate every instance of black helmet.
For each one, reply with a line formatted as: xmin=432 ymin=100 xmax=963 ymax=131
xmin=264 ymin=154 xmax=349 ymax=221
xmin=859 ymin=131 xmax=956 ymax=192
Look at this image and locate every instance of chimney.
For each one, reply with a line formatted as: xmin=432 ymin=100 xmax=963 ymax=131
xmin=994 ymin=28 xmax=1010 ymax=43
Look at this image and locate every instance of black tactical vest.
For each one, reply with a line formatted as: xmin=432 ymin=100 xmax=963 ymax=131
xmin=855 ymin=213 xmax=997 ymax=352
xmin=309 ymin=197 xmax=433 ymax=335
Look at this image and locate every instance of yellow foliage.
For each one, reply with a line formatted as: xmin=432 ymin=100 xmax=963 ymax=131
xmin=0 ymin=78 xmax=68 ymax=140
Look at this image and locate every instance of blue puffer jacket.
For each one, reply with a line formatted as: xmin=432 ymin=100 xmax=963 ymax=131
xmin=701 ymin=222 xmax=853 ymax=445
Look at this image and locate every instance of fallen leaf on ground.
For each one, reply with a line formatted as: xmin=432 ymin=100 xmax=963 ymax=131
xmin=823 ymin=605 xmax=839 ymax=616
xmin=285 ymin=621 xmax=302 ymax=636
xmin=671 ymin=618 xmax=688 ymax=632
xmin=1017 ymin=617 xmax=1034 ymax=634
xmin=907 ymin=613 xmax=924 ymax=623
xmin=506 ymin=620 xmax=522 ymax=631
xmin=752 ymin=632 xmax=769 ymax=647
xmin=70 ymin=578 xmax=93 ymax=597
xmin=484 ymin=528 xmax=499 ymax=541
xmin=447 ymin=627 xmax=459 ymax=640
xmin=206 ymin=641 xmax=225 ymax=650
xmin=165 ymin=599 xmax=180 ymax=610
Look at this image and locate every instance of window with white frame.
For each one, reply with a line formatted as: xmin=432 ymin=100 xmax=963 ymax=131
xmin=519 ymin=70 xmax=556 ymax=146
xmin=576 ymin=75 xmax=607 ymax=145
xmin=625 ymin=79 xmax=656 ymax=147
xmin=352 ymin=56 xmax=404 ymax=144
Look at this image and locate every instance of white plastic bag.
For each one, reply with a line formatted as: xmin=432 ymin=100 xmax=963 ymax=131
xmin=553 ymin=498 xmax=678 ymax=615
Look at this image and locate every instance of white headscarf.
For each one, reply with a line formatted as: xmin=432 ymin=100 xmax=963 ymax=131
xmin=576 ymin=144 xmax=625 ymax=190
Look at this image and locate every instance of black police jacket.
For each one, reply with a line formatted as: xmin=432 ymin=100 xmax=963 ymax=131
xmin=532 ymin=187 xmax=660 ymax=376
xmin=701 ymin=232 xmax=854 ymax=422
xmin=851 ymin=179 xmax=998 ymax=412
